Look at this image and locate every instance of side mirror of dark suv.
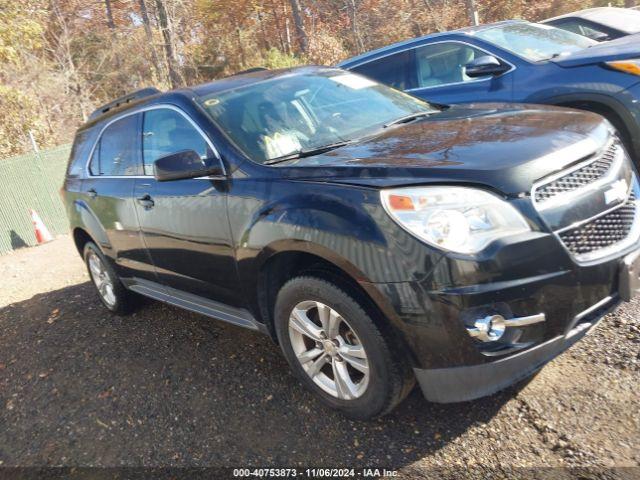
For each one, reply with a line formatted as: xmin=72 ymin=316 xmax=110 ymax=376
xmin=465 ymin=55 xmax=510 ymax=78
xmin=154 ymin=150 xmax=224 ymax=181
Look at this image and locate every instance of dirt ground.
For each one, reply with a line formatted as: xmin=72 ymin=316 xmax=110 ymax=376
xmin=0 ymin=236 xmax=638 ymax=477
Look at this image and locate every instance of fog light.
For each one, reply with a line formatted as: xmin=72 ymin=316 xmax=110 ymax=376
xmin=467 ymin=315 xmax=506 ymax=342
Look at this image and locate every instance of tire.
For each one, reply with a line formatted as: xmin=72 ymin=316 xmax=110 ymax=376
xmin=274 ymin=276 xmax=414 ymax=419
xmin=83 ymin=242 xmax=136 ymax=314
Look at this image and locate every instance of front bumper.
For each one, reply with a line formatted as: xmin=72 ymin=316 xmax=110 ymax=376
xmin=414 ymin=295 xmax=620 ymax=403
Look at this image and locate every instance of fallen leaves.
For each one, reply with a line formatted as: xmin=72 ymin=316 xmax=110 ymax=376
xmin=46 ymin=308 xmax=60 ymax=324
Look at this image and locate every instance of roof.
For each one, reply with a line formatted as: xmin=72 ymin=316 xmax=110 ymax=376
xmin=543 ymin=7 xmax=640 ymax=33
xmin=337 ymin=20 xmax=524 ymax=67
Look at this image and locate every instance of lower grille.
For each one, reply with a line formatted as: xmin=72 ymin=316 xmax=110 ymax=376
xmin=559 ymin=192 xmax=637 ymax=257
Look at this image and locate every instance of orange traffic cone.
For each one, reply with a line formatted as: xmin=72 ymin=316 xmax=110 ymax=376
xmin=30 ymin=209 xmax=53 ymax=244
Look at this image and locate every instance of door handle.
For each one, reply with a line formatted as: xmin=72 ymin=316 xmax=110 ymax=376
xmin=137 ymin=194 xmax=155 ymax=209
xmin=87 ymin=188 xmax=98 ymax=198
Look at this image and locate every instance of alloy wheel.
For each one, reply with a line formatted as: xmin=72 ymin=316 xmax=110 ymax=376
xmin=87 ymin=251 xmax=117 ymax=308
xmin=288 ymin=300 xmax=370 ymax=400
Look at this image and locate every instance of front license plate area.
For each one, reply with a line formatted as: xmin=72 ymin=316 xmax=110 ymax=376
xmin=619 ymin=250 xmax=640 ymax=302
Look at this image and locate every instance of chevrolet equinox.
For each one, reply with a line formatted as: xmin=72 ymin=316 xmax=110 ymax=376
xmin=62 ymin=66 xmax=640 ymax=419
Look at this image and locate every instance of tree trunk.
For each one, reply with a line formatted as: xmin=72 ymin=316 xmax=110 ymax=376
xmin=138 ymin=0 xmax=164 ymax=84
xmin=104 ymin=0 xmax=116 ymax=29
xmin=288 ymin=0 xmax=308 ymax=54
xmin=154 ymin=0 xmax=181 ymax=88
xmin=464 ymin=0 xmax=479 ymax=26
xmin=345 ymin=0 xmax=364 ymax=54
xmin=270 ymin=1 xmax=287 ymax=53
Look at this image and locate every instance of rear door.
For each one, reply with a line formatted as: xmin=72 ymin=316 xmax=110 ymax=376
xmin=81 ymin=113 xmax=155 ymax=280
xmin=351 ymin=41 xmax=514 ymax=105
xmin=133 ymin=106 xmax=241 ymax=307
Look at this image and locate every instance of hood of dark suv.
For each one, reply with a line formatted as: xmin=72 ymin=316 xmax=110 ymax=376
xmin=278 ymin=103 xmax=612 ymax=196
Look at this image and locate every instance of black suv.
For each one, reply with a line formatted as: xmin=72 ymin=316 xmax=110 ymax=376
xmin=63 ymin=66 xmax=640 ymax=419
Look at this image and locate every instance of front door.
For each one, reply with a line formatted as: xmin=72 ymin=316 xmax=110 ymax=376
xmin=407 ymin=42 xmax=514 ymax=104
xmin=133 ymin=106 xmax=241 ymax=307
xmin=351 ymin=41 xmax=514 ymax=105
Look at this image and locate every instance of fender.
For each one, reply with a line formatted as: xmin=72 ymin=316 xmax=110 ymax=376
xmin=73 ymin=199 xmax=111 ymax=252
xmin=232 ymin=185 xmax=429 ymax=287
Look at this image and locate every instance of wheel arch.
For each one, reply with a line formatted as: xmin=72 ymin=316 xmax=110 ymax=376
xmin=254 ymin=244 xmax=412 ymax=363
xmin=72 ymin=227 xmax=96 ymax=256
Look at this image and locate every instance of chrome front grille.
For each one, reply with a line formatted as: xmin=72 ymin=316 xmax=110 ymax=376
xmin=531 ymin=138 xmax=640 ymax=262
xmin=559 ymin=192 xmax=637 ymax=257
xmin=534 ymin=142 xmax=618 ymax=203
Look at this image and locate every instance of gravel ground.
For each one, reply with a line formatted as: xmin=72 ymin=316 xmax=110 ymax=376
xmin=0 ymin=236 xmax=638 ymax=477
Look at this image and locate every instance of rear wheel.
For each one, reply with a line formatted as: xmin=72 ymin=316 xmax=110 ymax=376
xmin=83 ymin=242 xmax=135 ymax=314
xmin=274 ymin=276 xmax=414 ymax=419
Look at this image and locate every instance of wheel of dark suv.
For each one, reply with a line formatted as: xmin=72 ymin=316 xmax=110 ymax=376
xmin=83 ymin=242 xmax=135 ymax=314
xmin=274 ymin=276 xmax=414 ymax=419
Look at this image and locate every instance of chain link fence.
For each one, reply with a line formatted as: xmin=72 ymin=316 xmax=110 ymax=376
xmin=0 ymin=145 xmax=71 ymax=254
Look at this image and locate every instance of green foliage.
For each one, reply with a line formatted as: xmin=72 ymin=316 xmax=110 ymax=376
xmin=0 ymin=0 xmax=45 ymax=65
xmin=261 ymin=48 xmax=306 ymax=69
xmin=0 ymin=86 xmax=48 ymax=158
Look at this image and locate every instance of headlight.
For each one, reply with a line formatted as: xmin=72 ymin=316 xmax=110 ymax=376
xmin=605 ymin=59 xmax=640 ymax=77
xmin=380 ymin=186 xmax=531 ymax=254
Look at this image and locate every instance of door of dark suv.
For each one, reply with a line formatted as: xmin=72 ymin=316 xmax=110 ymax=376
xmin=132 ymin=106 xmax=241 ymax=307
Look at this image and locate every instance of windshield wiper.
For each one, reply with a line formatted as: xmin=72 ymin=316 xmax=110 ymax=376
xmin=383 ymin=111 xmax=434 ymax=128
xmin=263 ymin=140 xmax=354 ymax=165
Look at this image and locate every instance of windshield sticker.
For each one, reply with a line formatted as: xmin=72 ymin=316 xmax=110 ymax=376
xmin=204 ymin=98 xmax=220 ymax=107
xmin=329 ymin=74 xmax=378 ymax=90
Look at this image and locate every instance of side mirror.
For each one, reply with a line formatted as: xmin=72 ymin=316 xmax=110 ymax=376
xmin=465 ymin=55 xmax=510 ymax=78
xmin=154 ymin=150 xmax=224 ymax=182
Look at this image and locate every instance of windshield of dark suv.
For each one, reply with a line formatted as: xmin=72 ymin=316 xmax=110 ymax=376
xmin=474 ymin=22 xmax=596 ymax=61
xmin=199 ymin=70 xmax=437 ymax=164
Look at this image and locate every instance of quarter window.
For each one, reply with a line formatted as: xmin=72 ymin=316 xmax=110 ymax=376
xmin=89 ymin=115 xmax=141 ymax=176
xmin=142 ymin=109 xmax=215 ymax=176
xmin=414 ymin=42 xmax=488 ymax=88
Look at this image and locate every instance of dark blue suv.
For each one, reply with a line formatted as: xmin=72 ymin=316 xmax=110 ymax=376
xmin=339 ymin=20 xmax=640 ymax=163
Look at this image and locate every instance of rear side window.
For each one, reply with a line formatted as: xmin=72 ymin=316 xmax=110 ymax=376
xmin=351 ymin=50 xmax=417 ymax=90
xmin=142 ymin=109 xmax=215 ymax=176
xmin=89 ymin=114 xmax=141 ymax=176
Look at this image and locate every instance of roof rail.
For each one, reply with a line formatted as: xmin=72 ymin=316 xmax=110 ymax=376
xmin=88 ymin=87 xmax=161 ymax=121
xmin=230 ymin=67 xmax=269 ymax=77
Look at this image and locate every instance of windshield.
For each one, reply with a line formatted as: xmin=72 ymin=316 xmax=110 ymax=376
xmin=199 ymin=70 xmax=437 ymax=164
xmin=474 ymin=23 xmax=596 ymax=61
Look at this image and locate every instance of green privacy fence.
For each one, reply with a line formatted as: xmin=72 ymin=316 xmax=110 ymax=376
xmin=0 ymin=144 xmax=72 ymax=254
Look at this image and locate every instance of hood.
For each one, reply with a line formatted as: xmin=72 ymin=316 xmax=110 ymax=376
xmin=551 ymin=34 xmax=640 ymax=67
xmin=276 ymin=103 xmax=612 ymax=196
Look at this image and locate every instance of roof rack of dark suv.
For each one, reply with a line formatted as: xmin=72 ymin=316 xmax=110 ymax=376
xmin=88 ymin=87 xmax=161 ymax=121
xmin=230 ymin=67 xmax=269 ymax=77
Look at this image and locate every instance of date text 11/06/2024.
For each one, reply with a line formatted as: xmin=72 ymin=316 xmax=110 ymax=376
xmin=232 ymin=468 xmax=399 ymax=477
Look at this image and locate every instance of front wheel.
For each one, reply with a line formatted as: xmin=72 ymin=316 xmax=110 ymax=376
xmin=274 ymin=276 xmax=414 ymax=419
